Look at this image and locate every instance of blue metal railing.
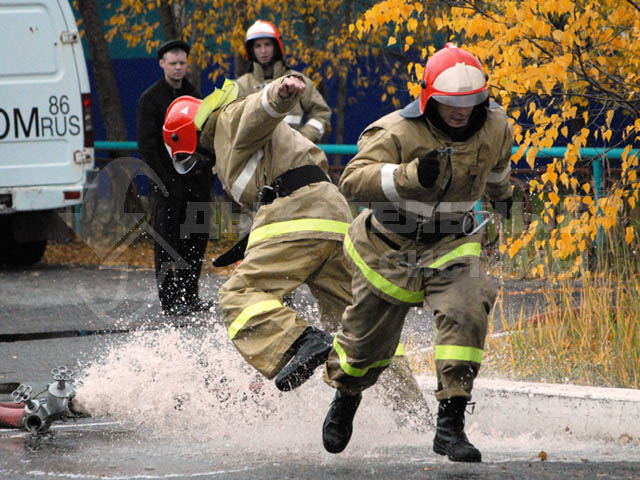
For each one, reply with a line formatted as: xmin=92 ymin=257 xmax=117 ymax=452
xmin=94 ymin=141 xmax=360 ymax=155
xmin=94 ymin=141 xmax=638 ymax=199
xmin=92 ymin=140 xmax=637 ymax=253
xmin=94 ymin=140 xmax=636 ymax=159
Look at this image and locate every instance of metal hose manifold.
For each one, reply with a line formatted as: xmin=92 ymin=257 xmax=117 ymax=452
xmin=10 ymin=366 xmax=80 ymax=433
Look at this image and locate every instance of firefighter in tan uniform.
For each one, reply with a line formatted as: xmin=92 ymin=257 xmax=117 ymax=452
xmin=161 ymin=77 xmax=432 ymax=431
xmin=236 ymin=20 xmax=331 ymax=143
xmin=322 ymin=44 xmax=514 ymax=462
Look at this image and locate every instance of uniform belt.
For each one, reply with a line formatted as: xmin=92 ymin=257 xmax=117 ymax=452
xmin=371 ymin=207 xmax=473 ymax=245
xmin=213 ymin=165 xmax=330 ymax=267
xmin=257 ymin=164 xmax=330 ymax=206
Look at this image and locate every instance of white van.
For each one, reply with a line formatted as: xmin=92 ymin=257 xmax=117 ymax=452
xmin=0 ymin=0 xmax=95 ymax=266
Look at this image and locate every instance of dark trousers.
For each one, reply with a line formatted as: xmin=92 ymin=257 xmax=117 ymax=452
xmin=151 ymin=190 xmax=211 ymax=311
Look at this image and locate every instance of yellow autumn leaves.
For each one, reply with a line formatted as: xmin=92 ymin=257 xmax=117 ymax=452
xmin=106 ymin=0 xmax=639 ymax=279
xmin=350 ymin=0 xmax=639 ymax=278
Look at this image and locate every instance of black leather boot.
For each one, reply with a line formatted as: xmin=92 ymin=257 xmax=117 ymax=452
xmin=433 ymin=397 xmax=482 ymax=462
xmin=275 ymin=327 xmax=333 ymax=391
xmin=322 ymin=390 xmax=362 ymax=453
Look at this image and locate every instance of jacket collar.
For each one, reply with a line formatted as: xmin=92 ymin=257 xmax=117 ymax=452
xmin=161 ymin=75 xmax=194 ymax=94
xmin=251 ymin=60 xmax=287 ymax=82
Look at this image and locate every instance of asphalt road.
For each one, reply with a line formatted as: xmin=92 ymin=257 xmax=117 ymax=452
xmin=1 ymin=264 xmax=639 ymax=479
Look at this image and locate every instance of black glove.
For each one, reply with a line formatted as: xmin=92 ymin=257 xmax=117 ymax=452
xmin=417 ymin=150 xmax=440 ymax=188
xmin=491 ymin=196 xmax=513 ymax=220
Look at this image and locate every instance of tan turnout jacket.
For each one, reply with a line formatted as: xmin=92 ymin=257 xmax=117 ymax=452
xmin=338 ymin=103 xmax=513 ymax=304
xmin=199 ymin=76 xmax=351 ymax=251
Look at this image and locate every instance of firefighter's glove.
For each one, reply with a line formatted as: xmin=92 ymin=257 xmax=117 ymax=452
xmin=491 ymin=196 xmax=513 ymax=220
xmin=417 ymin=150 xmax=440 ymax=188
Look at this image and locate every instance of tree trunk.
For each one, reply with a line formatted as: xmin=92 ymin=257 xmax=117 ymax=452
xmin=159 ymin=0 xmax=200 ymax=91
xmin=158 ymin=0 xmax=179 ymax=40
xmin=335 ymin=71 xmax=347 ymax=145
xmin=186 ymin=3 xmax=203 ymax=92
xmin=234 ymin=6 xmax=251 ymax=78
xmin=76 ymin=0 xmax=127 ymax=142
xmin=335 ymin=0 xmax=353 ymax=146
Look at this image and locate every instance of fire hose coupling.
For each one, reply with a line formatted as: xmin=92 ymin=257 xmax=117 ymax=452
xmin=10 ymin=366 xmax=81 ymax=434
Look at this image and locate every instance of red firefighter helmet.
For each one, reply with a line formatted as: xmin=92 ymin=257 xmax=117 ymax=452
xmin=162 ymin=95 xmax=201 ymax=173
xmin=419 ymin=43 xmax=488 ymax=113
xmin=244 ymin=20 xmax=285 ymax=61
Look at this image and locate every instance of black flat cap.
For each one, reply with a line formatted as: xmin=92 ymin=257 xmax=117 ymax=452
xmin=157 ymin=39 xmax=190 ymax=59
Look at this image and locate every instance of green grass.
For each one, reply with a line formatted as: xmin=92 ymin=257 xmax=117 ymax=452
xmin=409 ymin=223 xmax=640 ymax=389
xmin=482 ymin=272 xmax=640 ymax=388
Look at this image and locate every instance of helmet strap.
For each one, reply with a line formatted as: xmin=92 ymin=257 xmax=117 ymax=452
xmin=195 ymin=143 xmax=216 ymax=166
xmin=195 ymin=113 xmax=219 ymax=165
xmin=258 ymin=60 xmax=276 ymax=78
xmin=195 ymin=133 xmax=214 ymax=158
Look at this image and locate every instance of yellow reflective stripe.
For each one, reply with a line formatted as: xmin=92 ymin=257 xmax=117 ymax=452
xmin=228 ymin=299 xmax=282 ymax=340
xmin=435 ymin=344 xmax=484 ymax=364
xmin=247 ymin=219 xmax=349 ymax=247
xmin=344 ymin=234 xmax=424 ymax=304
xmin=428 ymin=242 xmax=481 ymax=269
xmin=333 ymin=337 xmax=393 ymax=377
xmin=394 ymin=342 xmax=405 ymax=357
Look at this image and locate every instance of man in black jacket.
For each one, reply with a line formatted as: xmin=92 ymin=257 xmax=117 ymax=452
xmin=136 ymin=39 xmax=214 ymax=316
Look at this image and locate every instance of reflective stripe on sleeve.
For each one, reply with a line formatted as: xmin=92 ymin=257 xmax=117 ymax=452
xmin=435 ymin=344 xmax=483 ymax=364
xmin=228 ymin=299 xmax=282 ymax=340
xmin=247 ymin=218 xmax=349 ymax=247
xmin=344 ymin=233 xmax=424 ymax=304
xmin=380 ymin=163 xmax=477 ymax=217
xmin=306 ymin=118 xmax=324 ymax=134
xmin=284 ymin=114 xmax=302 ymax=126
xmin=333 ymin=337 xmax=393 ymax=377
xmin=487 ymin=164 xmax=511 ymax=183
xmin=261 ymin=83 xmax=285 ymax=118
xmin=380 ymin=164 xmax=401 ymax=202
xmin=428 ymin=242 xmax=481 ymax=269
xmin=231 ymin=149 xmax=263 ymax=203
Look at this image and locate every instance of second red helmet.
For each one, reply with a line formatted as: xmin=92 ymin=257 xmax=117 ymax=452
xmin=162 ymin=95 xmax=201 ymax=173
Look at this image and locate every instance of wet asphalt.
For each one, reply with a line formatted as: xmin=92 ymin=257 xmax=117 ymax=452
xmin=1 ymin=264 xmax=639 ymax=479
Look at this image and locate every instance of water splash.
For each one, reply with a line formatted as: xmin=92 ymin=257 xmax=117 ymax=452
xmin=73 ymin=319 xmax=420 ymax=455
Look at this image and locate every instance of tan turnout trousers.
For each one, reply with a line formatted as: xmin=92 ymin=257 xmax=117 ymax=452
xmin=219 ymin=234 xmax=432 ymax=430
xmin=219 ymin=237 xmax=350 ymax=379
xmin=324 ymin=210 xmax=497 ymax=401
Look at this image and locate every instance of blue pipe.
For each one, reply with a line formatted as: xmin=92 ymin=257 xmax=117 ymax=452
xmin=592 ymin=157 xmax=605 ymax=250
xmin=318 ymin=144 xmax=358 ymax=155
xmin=94 ymin=141 xmax=637 ymax=160
xmin=519 ymin=146 xmax=635 ymax=159
xmin=94 ymin=141 xmax=139 ymax=151
xmin=592 ymin=157 xmax=604 ymax=200
xmin=94 ymin=141 xmax=360 ymax=156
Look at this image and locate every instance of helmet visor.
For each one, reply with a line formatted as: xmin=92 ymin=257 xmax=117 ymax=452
xmin=432 ymin=89 xmax=489 ymax=108
xmin=172 ymin=152 xmax=198 ymax=175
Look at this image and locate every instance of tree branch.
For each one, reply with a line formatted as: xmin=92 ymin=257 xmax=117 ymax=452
xmin=624 ymin=0 xmax=640 ymax=11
